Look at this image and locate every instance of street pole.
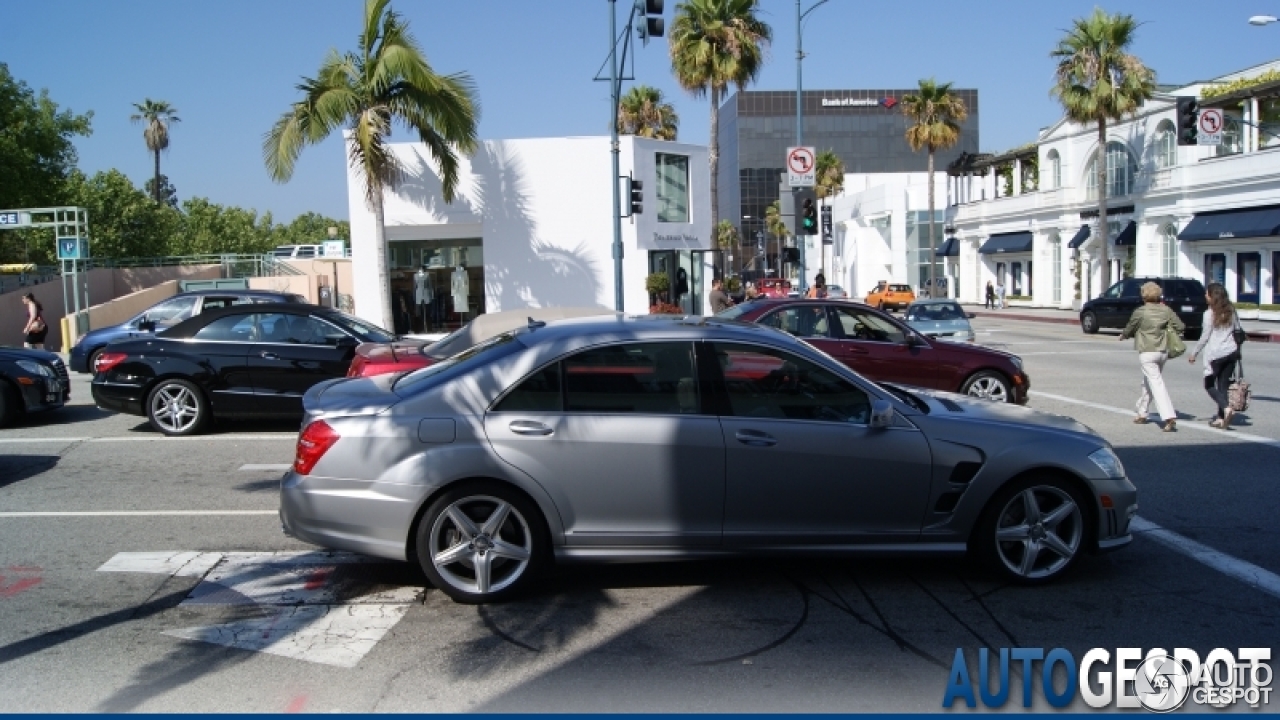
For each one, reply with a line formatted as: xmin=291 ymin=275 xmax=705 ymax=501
xmin=608 ymin=0 xmax=624 ymax=312
xmin=795 ymin=0 xmax=828 ymax=294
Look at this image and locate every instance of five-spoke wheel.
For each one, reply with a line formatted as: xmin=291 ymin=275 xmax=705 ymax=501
xmin=416 ymin=482 xmax=547 ymax=604
xmin=146 ymin=379 xmax=207 ymax=436
xmin=977 ymin=478 xmax=1086 ymax=583
xmin=962 ymin=370 xmax=1012 ymax=403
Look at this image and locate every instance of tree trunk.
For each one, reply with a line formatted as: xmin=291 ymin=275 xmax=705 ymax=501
xmin=153 ymin=149 xmax=162 ymax=203
xmin=372 ymin=190 xmax=395 ymax=334
xmin=927 ymin=149 xmax=936 ymax=292
xmin=1097 ymin=119 xmax=1109 ymax=293
xmin=709 ymin=85 xmax=720 ymax=233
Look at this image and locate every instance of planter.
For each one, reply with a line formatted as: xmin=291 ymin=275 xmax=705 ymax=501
xmin=1071 ymin=300 xmax=1082 ymax=311
xmin=1237 ymin=308 xmax=1259 ymax=320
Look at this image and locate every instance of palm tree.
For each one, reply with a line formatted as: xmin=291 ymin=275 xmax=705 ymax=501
xmin=902 ymin=79 xmax=968 ymax=291
xmin=617 ymin=85 xmax=679 ymax=140
xmin=1051 ymin=8 xmax=1155 ymax=292
xmin=814 ymin=149 xmax=844 ymax=276
xmin=669 ymin=0 xmax=771 ymax=230
xmin=715 ymin=219 xmax=739 ymax=278
xmin=764 ymin=199 xmax=787 ymax=277
xmin=263 ymin=0 xmax=479 ymax=331
xmin=130 ymin=99 xmax=180 ymax=203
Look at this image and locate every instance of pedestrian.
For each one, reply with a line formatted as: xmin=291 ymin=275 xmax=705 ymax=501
xmin=1119 ymin=281 xmax=1185 ymax=432
xmin=995 ymin=279 xmax=1006 ymax=309
xmin=744 ymin=282 xmax=759 ymax=301
xmin=709 ymin=277 xmax=734 ymax=314
xmin=806 ymin=277 xmax=827 ymax=299
xmin=21 ymin=293 xmax=48 ymax=350
xmin=1188 ymin=282 xmax=1244 ymax=429
xmin=985 ymin=281 xmax=995 ymax=309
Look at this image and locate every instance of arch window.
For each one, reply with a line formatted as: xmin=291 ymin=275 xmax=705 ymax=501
xmin=1046 ymin=150 xmax=1062 ymax=189
xmin=1085 ymin=142 xmax=1137 ymax=200
xmin=1216 ymin=115 xmax=1243 ymax=157
xmin=1154 ymin=120 xmax=1176 ymax=169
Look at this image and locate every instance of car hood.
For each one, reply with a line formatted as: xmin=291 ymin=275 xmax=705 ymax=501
xmin=0 ymin=346 xmax=63 ymax=364
xmin=897 ymin=386 xmax=1095 ymax=438
xmin=78 ymin=323 xmax=136 ymax=346
xmin=303 ymin=373 xmax=402 ymax=418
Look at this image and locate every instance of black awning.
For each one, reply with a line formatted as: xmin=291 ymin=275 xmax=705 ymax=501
xmin=1114 ymin=221 xmax=1137 ymax=246
xmin=1068 ymin=225 xmax=1091 ymax=249
xmin=1178 ymin=204 xmax=1280 ymax=241
xmin=979 ymin=231 xmax=1033 ymax=254
xmin=935 ymin=237 xmax=959 ymax=257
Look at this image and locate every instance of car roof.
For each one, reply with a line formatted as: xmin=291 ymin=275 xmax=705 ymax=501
xmin=509 ymin=313 xmax=803 ymax=349
xmin=159 ymin=302 xmax=339 ymax=335
xmin=908 ymin=298 xmax=961 ymax=306
xmin=172 ymin=289 xmax=303 ymax=298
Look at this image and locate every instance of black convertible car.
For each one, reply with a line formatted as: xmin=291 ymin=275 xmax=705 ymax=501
xmin=0 ymin=347 xmax=69 ymax=427
xmin=91 ymin=304 xmax=395 ymax=435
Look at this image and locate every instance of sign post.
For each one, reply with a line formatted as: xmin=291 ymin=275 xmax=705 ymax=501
xmin=1197 ymin=108 xmax=1224 ymax=146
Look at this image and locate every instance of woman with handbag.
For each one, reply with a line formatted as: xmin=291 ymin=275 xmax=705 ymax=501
xmin=21 ymin=293 xmax=48 ymax=350
xmin=1119 ymin=281 xmax=1185 ymax=432
xmin=1188 ymin=282 xmax=1243 ymax=429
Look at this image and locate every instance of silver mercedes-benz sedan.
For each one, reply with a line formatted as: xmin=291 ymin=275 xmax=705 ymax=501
xmin=279 ymin=315 xmax=1136 ymax=604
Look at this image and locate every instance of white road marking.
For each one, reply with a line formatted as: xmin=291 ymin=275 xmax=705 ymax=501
xmin=0 ymin=437 xmax=89 ymax=444
xmin=98 ymin=551 xmax=419 ymax=668
xmin=1131 ymin=517 xmax=1280 ymax=601
xmin=1031 ymin=390 xmax=1280 ymax=450
xmin=0 ymin=435 xmax=295 ymax=445
xmin=1017 ymin=350 xmax=1129 ymax=356
xmin=0 ymin=511 xmax=277 ymax=517
xmin=239 ymin=464 xmax=291 ymax=472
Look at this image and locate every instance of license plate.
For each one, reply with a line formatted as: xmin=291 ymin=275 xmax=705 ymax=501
xmin=47 ymin=380 xmax=62 ymax=393
xmin=1182 ymin=306 xmax=1193 ymax=312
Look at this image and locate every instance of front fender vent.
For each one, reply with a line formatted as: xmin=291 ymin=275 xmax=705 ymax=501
xmin=948 ymin=461 xmax=982 ymax=485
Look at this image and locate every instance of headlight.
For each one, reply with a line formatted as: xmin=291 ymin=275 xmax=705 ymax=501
xmin=1088 ymin=447 xmax=1126 ymax=479
xmin=15 ymin=360 xmax=54 ymax=377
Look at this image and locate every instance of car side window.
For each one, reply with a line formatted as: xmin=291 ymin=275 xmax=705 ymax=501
xmin=709 ymin=342 xmax=871 ymax=424
xmin=1120 ymin=280 xmax=1142 ymax=298
xmin=759 ymin=307 xmax=831 ymax=338
xmin=258 ymin=313 xmax=347 ymax=345
xmin=1101 ymin=282 xmax=1123 ymax=299
xmin=831 ymin=307 xmax=906 ymax=343
xmin=142 ymin=296 xmax=198 ymax=326
xmin=199 ymin=296 xmax=252 ymax=311
xmin=562 ymin=342 xmax=699 ymax=415
xmin=492 ymin=363 xmax=563 ymax=412
xmin=193 ymin=314 xmax=258 ymax=342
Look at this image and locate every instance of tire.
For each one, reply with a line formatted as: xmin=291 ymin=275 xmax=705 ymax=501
xmin=961 ymin=370 xmax=1012 ymax=403
xmin=0 ymin=382 xmax=20 ymax=428
xmin=973 ymin=475 xmax=1089 ymax=584
xmin=145 ymin=378 xmax=209 ymax=436
xmin=87 ymin=347 xmax=104 ymax=375
xmin=1080 ymin=311 xmax=1099 ymax=334
xmin=415 ymin=481 xmax=548 ymax=604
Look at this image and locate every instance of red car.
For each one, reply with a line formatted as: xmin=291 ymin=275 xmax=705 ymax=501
xmin=718 ymin=298 xmax=1029 ymax=404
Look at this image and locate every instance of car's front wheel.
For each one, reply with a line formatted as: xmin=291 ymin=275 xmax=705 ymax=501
xmin=416 ymin=481 xmax=548 ymax=604
xmin=961 ymin=370 xmax=1012 ymax=403
xmin=146 ymin=379 xmax=208 ymax=436
xmin=974 ymin=476 xmax=1088 ymax=584
xmin=1080 ymin=311 xmax=1099 ymax=334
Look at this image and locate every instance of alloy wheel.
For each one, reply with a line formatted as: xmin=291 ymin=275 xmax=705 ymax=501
xmin=428 ymin=495 xmax=533 ymax=597
xmin=965 ymin=375 xmax=1009 ymax=403
xmin=993 ymin=486 xmax=1083 ymax=580
xmin=149 ymin=383 xmax=201 ymax=434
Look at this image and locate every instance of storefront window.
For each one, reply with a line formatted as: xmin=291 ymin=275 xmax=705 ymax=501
xmin=656 ymin=153 xmax=690 ymax=223
xmin=1238 ymin=252 xmax=1260 ymax=304
xmin=1011 ymin=262 xmax=1023 ymax=295
xmin=1205 ymin=253 xmax=1226 ymax=286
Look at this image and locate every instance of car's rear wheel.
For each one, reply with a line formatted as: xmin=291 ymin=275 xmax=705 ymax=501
xmin=416 ymin=481 xmax=548 ymax=604
xmin=974 ymin=476 xmax=1087 ymax=584
xmin=961 ymin=370 xmax=1011 ymax=403
xmin=146 ymin=379 xmax=208 ymax=436
xmin=87 ymin=347 xmax=105 ymax=374
xmin=1080 ymin=311 xmax=1099 ymax=334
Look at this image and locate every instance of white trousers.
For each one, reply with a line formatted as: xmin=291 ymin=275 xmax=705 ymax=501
xmin=1136 ymin=351 xmax=1176 ymax=422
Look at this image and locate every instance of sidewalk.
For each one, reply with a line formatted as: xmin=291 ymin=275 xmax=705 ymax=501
xmin=962 ymin=304 xmax=1280 ymax=343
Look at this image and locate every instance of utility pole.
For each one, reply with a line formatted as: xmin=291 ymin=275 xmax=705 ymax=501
xmin=795 ymin=0 xmax=828 ymax=293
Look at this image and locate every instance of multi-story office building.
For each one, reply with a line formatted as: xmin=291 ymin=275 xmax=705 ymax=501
xmin=717 ymin=88 xmax=980 ymax=263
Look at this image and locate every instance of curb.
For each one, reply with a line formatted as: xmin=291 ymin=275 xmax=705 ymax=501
xmin=968 ymin=310 xmax=1280 ymax=343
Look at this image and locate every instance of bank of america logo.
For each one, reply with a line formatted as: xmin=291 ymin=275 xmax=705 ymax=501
xmin=880 ymin=97 xmax=898 ymax=109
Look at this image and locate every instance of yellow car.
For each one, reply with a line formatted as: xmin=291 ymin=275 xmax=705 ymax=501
xmin=865 ymin=282 xmax=915 ymax=311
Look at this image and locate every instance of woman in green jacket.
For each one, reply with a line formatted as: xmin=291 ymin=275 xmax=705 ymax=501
xmin=1119 ymin=281 xmax=1186 ymax=432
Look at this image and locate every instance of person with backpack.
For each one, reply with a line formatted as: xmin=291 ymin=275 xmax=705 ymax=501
xmin=1188 ymin=282 xmax=1246 ymax=429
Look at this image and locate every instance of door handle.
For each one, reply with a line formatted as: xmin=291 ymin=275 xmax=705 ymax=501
xmin=509 ymin=420 xmax=553 ymax=436
xmin=734 ymin=430 xmax=777 ymax=447
xmin=260 ymin=352 xmax=279 ymax=360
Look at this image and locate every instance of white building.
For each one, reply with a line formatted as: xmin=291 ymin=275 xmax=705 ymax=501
xmin=946 ymin=59 xmax=1280 ymax=309
xmin=345 ymin=135 xmax=712 ymax=332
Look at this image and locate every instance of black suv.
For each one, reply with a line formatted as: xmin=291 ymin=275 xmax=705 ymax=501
xmin=1080 ymin=277 xmax=1207 ymax=339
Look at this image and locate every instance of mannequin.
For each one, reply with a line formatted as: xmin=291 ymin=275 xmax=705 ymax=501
xmin=451 ymin=264 xmax=469 ymax=319
xmin=414 ymin=264 xmax=434 ymax=331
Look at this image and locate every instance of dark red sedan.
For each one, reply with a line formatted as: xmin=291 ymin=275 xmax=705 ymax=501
xmin=719 ymin=298 xmax=1029 ymax=404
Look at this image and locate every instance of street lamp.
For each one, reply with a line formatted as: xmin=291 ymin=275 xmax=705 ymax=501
xmin=1249 ymin=15 xmax=1277 ymax=24
xmin=795 ymin=0 xmax=829 ymax=294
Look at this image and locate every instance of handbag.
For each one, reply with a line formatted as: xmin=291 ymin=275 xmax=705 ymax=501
xmin=1165 ymin=324 xmax=1186 ymax=359
xmin=1228 ymin=358 xmax=1251 ymax=413
xmin=1233 ymin=315 xmax=1248 ymax=347
xmin=30 ymin=316 xmax=46 ymax=333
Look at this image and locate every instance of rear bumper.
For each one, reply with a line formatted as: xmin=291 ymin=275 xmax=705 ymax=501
xmin=278 ymin=470 xmax=419 ymax=562
xmin=91 ymin=380 xmax=146 ymax=416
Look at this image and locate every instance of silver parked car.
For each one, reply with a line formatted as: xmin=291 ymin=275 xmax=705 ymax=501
xmin=279 ymin=315 xmax=1137 ymax=603
xmin=905 ymin=299 xmax=976 ymax=343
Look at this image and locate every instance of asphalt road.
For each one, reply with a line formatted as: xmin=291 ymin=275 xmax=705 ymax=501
xmin=0 ymin=319 xmax=1276 ymax=713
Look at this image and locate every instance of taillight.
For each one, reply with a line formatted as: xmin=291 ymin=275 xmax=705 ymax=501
xmin=346 ymin=357 xmax=363 ymax=377
xmin=294 ymin=420 xmax=340 ymax=475
xmin=95 ymin=352 xmax=128 ymax=374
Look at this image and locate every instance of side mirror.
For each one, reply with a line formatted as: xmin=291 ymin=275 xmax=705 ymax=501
xmin=138 ymin=319 xmax=156 ymax=333
xmin=335 ymin=335 xmax=359 ymax=349
xmin=869 ymin=399 xmax=895 ymax=428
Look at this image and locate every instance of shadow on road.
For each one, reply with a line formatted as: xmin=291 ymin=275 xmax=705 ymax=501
xmin=0 ymin=454 xmax=59 ymax=488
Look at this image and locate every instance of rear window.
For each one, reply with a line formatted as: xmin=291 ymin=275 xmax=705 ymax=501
xmin=394 ymin=332 xmax=522 ymax=395
xmin=889 ymin=285 xmax=912 ymax=293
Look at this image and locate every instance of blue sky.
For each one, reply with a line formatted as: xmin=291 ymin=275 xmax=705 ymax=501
xmin=4 ymin=0 xmax=1279 ymax=223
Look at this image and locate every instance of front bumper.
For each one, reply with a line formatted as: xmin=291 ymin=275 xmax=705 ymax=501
xmin=68 ymin=344 xmax=91 ymax=373
xmin=1091 ymin=478 xmax=1138 ymax=553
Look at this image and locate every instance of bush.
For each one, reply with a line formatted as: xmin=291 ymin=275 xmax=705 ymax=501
xmin=645 ymin=272 xmax=670 ymax=296
xmin=725 ymin=276 xmax=742 ymax=292
xmin=649 ymin=302 xmax=683 ymax=315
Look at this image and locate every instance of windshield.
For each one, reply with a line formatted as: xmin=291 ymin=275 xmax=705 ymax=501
xmin=327 ymin=311 xmax=396 ymax=343
xmin=907 ymin=303 xmax=966 ymax=322
xmin=879 ymin=383 xmax=929 ymax=413
xmin=394 ymin=331 xmax=522 ymax=394
xmin=421 ymin=325 xmax=473 ymax=359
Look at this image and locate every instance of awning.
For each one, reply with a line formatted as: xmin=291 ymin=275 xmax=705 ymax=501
xmin=1178 ymin=204 xmax=1280 ymax=241
xmin=978 ymin=231 xmax=1033 ymax=254
xmin=1114 ymin=221 xmax=1137 ymax=246
xmin=1067 ymin=225 xmax=1091 ymax=249
xmin=934 ymin=237 xmax=959 ymax=257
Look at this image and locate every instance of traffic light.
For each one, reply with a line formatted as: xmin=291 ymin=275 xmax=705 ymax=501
xmin=636 ymin=0 xmax=664 ymax=44
xmin=1176 ymin=96 xmax=1199 ymax=146
xmin=821 ymin=205 xmax=832 ymax=238
xmin=628 ymin=178 xmax=644 ymax=216
xmin=800 ymin=198 xmax=818 ymax=235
